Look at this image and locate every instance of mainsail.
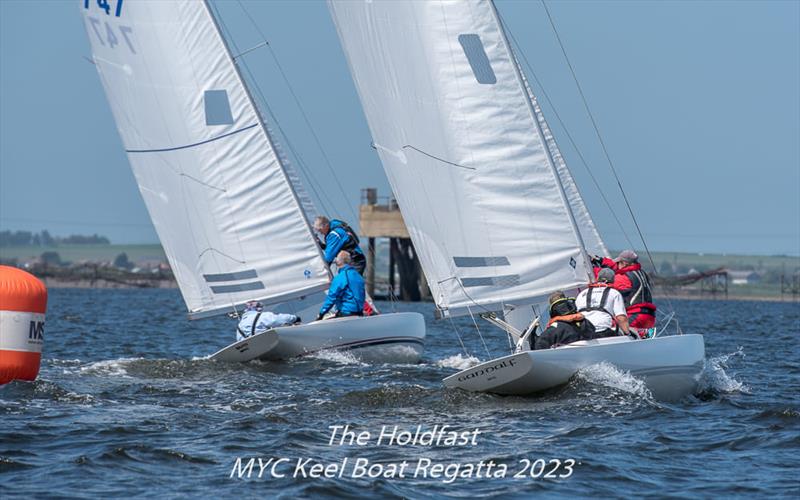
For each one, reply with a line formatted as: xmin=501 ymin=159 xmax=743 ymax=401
xmin=329 ymin=0 xmax=604 ymax=317
xmin=515 ymin=56 xmax=609 ymax=258
xmin=81 ymin=0 xmax=330 ymax=318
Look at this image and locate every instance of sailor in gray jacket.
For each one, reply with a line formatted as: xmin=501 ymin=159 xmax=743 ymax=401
xmin=236 ymin=301 xmax=300 ymax=341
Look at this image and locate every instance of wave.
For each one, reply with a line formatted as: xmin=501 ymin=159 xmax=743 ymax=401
xmin=434 ymin=354 xmax=481 ymax=370
xmin=77 ymin=357 xmax=145 ymax=377
xmin=576 ymin=362 xmax=654 ymax=400
xmin=697 ymin=347 xmax=749 ymax=395
xmin=99 ymin=444 xmax=216 ymax=465
xmin=307 ymin=349 xmax=367 ymax=366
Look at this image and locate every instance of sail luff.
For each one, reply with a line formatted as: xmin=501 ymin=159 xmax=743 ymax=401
xmin=200 ymin=0 xmax=330 ymax=279
xmin=487 ymin=0 xmax=593 ymax=283
xmin=506 ymin=35 xmax=610 ymax=259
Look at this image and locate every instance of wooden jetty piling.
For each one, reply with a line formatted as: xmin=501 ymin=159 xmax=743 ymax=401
xmin=359 ymin=188 xmax=429 ymax=301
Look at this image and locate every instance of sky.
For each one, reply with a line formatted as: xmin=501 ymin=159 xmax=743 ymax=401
xmin=0 ymin=0 xmax=798 ymax=256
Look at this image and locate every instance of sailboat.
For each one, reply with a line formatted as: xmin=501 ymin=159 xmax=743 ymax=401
xmin=328 ymin=0 xmax=704 ymax=399
xmin=79 ymin=0 xmax=425 ymax=363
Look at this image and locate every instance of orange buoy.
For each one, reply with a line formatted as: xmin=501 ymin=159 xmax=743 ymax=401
xmin=0 ymin=266 xmax=47 ymax=384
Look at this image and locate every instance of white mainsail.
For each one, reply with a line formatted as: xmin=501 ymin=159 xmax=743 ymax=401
xmin=516 ymin=57 xmax=609 ymax=258
xmin=329 ymin=0 xmax=603 ymax=317
xmin=81 ymin=0 xmax=330 ymax=318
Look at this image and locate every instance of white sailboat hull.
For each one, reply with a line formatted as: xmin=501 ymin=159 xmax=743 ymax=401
xmin=443 ymin=334 xmax=705 ymax=401
xmin=211 ymin=312 xmax=425 ymax=364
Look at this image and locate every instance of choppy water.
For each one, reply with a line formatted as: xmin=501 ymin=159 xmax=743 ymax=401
xmin=2 ymin=289 xmax=798 ymax=498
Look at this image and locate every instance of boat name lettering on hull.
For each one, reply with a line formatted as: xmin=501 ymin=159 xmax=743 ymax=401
xmin=457 ymin=359 xmax=517 ymax=382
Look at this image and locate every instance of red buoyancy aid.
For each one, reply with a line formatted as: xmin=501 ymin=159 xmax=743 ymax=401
xmin=593 ymin=265 xmax=633 ymax=293
xmin=627 ymin=301 xmax=657 ymax=331
xmin=627 ymin=301 xmax=657 ymax=316
xmin=593 ymin=259 xmax=643 ymax=295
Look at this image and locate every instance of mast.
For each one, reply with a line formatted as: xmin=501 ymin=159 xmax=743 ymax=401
xmin=488 ymin=0 xmax=594 ymax=283
xmin=201 ymin=0 xmax=331 ymax=279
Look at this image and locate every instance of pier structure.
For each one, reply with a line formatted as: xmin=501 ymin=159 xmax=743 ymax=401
xmin=780 ymin=272 xmax=800 ymax=301
xmin=359 ymin=188 xmax=429 ymax=301
xmin=653 ymin=268 xmax=729 ymax=299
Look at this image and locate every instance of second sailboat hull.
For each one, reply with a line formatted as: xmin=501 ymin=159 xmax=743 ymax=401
xmin=211 ymin=312 xmax=425 ymax=364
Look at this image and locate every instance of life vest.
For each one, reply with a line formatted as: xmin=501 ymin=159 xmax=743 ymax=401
xmin=236 ymin=312 xmax=262 ymax=339
xmin=330 ymin=219 xmax=362 ymax=255
xmin=578 ymin=284 xmax=614 ymax=316
xmin=627 ymin=301 xmax=657 ymax=316
xmin=625 ymin=268 xmax=653 ymax=306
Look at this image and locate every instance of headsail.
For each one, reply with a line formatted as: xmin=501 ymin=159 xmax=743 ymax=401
xmin=329 ymin=0 xmax=598 ymax=317
xmin=81 ymin=0 xmax=330 ymax=318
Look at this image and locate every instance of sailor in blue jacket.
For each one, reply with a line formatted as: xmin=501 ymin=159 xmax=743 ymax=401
xmin=317 ymin=251 xmax=366 ymax=320
xmin=313 ymin=216 xmax=367 ymax=275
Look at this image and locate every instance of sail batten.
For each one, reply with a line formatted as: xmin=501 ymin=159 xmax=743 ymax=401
xmin=81 ymin=0 xmax=329 ymax=317
xmin=329 ymin=0 xmax=600 ymax=317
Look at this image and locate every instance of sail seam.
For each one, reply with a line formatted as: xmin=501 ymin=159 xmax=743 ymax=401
xmin=125 ymin=123 xmax=258 ymax=153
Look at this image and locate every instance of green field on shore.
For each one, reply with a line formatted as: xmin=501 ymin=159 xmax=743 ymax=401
xmin=644 ymin=251 xmax=799 ymax=273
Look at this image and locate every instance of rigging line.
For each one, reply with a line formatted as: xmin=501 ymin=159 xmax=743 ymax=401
xmin=446 ymin=315 xmax=472 ymax=358
xmin=438 ymin=276 xmax=499 ymax=318
xmin=209 ymin=1 xmax=334 ymax=217
xmin=235 ymin=0 xmax=358 ymax=224
xmin=496 ymin=11 xmax=635 ymax=250
xmin=541 ymin=1 xmax=656 ymax=271
xmin=207 ymin=0 xmax=295 ymax=316
xmin=237 ymin=59 xmax=337 ymax=215
xmin=467 ymin=305 xmax=492 ymax=359
xmin=245 ymin=69 xmax=336 ymax=214
xmin=276 ymin=131 xmax=337 ymax=215
xmin=540 ymin=1 xmax=681 ymax=321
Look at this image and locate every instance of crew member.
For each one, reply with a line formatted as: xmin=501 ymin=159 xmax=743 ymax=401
xmin=575 ymin=268 xmax=633 ymax=338
xmin=313 ymin=216 xmax=367 ymax=275
xmin=592 ymin=250 xmax=657 ymax=331
xmin=534 ymin=291 xmax=596 ymax=350
xmin=317 ymin=251 xmax=365 ymax=320
xmin=236 ymin=301 xmax=301 ymax=341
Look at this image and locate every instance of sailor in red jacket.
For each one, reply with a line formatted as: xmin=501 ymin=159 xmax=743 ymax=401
xmin=591 ymin=250 xmax=657 ymax=332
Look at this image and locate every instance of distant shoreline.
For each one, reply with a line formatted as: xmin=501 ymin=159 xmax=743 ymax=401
xmin=41 ymin=277 xmax=177 ymax=289
xmin=38 ymin=278 xmax=798 ymax=303
xmin=654 ymin=293 xmax=798 ymax=304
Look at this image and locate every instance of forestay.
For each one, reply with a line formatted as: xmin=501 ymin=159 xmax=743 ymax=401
xmin=329 ymin=0 xmax=602 ymax=317
xmin=81 ymin=0 xmax=330 ymax=318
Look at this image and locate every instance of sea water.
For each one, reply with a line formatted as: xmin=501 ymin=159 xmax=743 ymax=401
xmin=1 ymin=289 xmax=798 ymax=498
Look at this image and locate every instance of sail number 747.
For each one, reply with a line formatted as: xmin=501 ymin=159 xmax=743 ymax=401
xmin=84 ymin=0 xmax=124 ymax=18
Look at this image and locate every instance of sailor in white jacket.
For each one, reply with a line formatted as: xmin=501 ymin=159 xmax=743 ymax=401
xmin=236 ymin=301 xmax=300 ymax=341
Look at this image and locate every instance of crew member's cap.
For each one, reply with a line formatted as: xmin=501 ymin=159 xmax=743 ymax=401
xmin=597 ymin=268 xmax=616 ymax=283
xmin=615 ymin=250 xmax=638 ymax=262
